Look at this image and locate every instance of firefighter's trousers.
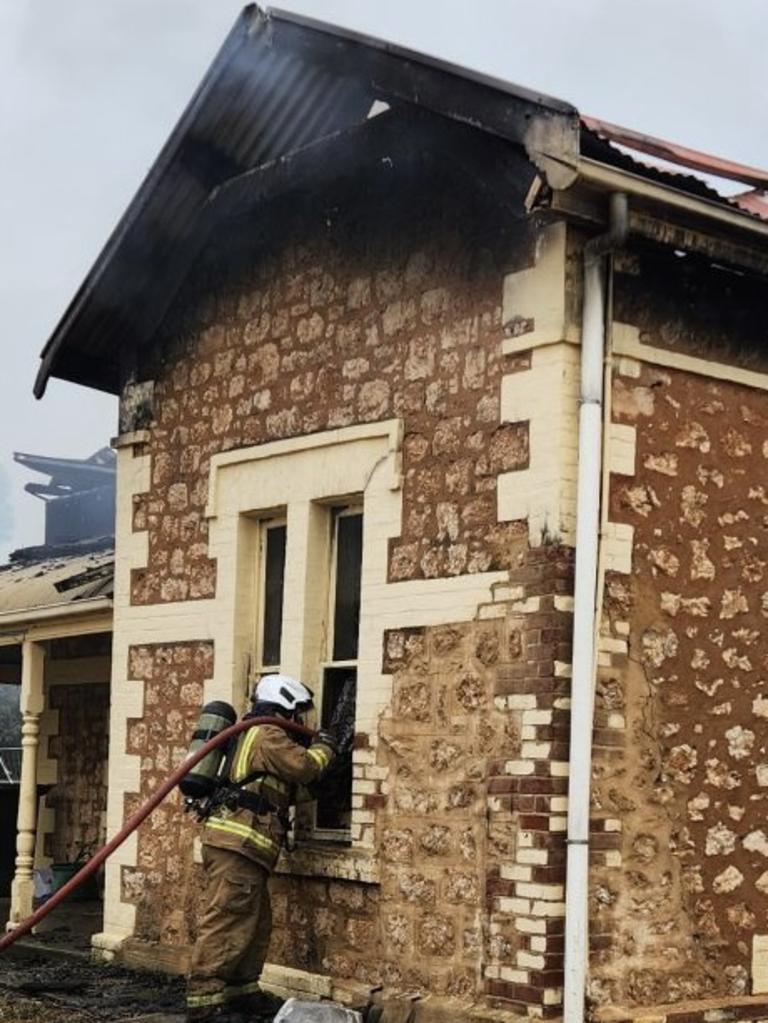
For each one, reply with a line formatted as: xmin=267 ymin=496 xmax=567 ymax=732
xmin=187 ymin=845 xmax=272 ymax=1014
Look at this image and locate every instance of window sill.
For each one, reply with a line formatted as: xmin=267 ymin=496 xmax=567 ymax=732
xmin=275 ymin=842 xmax=378 ymax=884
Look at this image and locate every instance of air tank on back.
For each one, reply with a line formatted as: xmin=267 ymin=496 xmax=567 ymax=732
xmin=180 ymin=701 xmax=237 ymax=799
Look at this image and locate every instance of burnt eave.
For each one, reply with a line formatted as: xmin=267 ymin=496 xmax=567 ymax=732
xmin=207 ymin=107 xmax=541 ymax=226
xmin=34 ymin=3 xmax=579 ymax=400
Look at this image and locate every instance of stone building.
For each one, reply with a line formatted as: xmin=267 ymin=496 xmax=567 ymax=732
xmin=1 ymin=451 xmax=114 ymax=917
xmin=16 ymin=6 xmax=768 ymax=1022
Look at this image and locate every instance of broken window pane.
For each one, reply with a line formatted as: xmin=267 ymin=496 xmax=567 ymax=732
xmin=261 ymin=524 xmax=286 ymax=667
xmin=316 ymin=666 xmax=356 ymax=832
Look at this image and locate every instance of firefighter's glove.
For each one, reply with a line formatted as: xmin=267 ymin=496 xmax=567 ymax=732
xmin=316 ymin=728 xmax=341 ymax=755
xmin=327 ymin=677 xmax=356 ymax=754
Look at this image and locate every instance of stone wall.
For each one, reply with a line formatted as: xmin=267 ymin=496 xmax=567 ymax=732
xmin=591 ymin=351 xmax=768 ymax=1012
xmin=130 ymin=180 xmax=532 ymax=606
xmin=46 ymin=683 xmax=109 ymax=863
xmin=120 ymin=552 xmax=575 ymax=1013
xmin=121 ymin=642 xmax=212 ymax=946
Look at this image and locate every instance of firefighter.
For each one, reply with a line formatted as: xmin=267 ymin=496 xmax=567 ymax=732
xmin=186 ymin=674 xmax=340 ymax=1022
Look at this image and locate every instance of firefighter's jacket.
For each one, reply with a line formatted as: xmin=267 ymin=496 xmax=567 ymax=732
xmin=204 ymin=723 xmax=335 ymax=872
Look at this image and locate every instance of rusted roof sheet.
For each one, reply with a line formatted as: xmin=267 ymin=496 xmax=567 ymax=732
xmin=0 ymin=544 xmax=113 ymax=615
xmin=730 ymin=189 xmax=768 ymax=221
xmin=34 ymin=4 xmax=578 ymax=399
xmin=582 ymin=115 xmax=768 ymax=191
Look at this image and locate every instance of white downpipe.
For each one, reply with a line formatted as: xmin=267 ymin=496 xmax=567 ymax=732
xmin=563 ymin=193 xmax=627 ymax=1023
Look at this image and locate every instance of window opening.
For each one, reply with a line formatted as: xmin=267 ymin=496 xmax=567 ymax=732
xmin=315 ymin=506 xmax=362 ymax=836
xmin=257 ymin=520 xmax=286 ymax=674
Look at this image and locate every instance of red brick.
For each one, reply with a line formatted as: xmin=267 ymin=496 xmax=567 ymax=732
xmin=488 ymin=777 xmax=518 ymax=794
xmin=589 ymin=832 xmax=622 ymax=850
xmin=518 ymin=814 xmax=551 ymax=831
xmin=531 ymin=865 xmax=567 ymax=884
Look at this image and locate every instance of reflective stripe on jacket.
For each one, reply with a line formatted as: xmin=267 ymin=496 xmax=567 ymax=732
xmin=204 ymin=722 xmax=335 ymax=871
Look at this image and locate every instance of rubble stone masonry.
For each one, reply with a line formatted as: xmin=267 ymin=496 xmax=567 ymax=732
xmin=46 ymin=682 xmax=109 ymax=863
xmin=591 ymin=261 xmax=768 ymax=1013
xmin=131 ymin=185 xmax=533 ymax=605
xmin=122 ymin=642 xmax=212 ymax=948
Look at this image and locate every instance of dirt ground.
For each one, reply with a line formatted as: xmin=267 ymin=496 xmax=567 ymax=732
xmin=0 ymin=946 xmax=187 ymax=1022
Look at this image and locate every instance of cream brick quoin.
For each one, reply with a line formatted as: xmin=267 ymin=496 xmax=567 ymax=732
xmin=499 ymin=221 xmax=580 ymax=547
xmin=97 ymin=420 xmax=509 ymax=953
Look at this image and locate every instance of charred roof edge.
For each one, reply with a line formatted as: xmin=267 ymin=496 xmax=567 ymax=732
xmin=33 ymin=6 xmax=264 ymax=400
xmin=268 ymin=5 xmax=576 ymax=116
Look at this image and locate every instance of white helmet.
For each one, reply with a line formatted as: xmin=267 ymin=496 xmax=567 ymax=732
xmin=254 ymin=674 xmax=314 ymax=712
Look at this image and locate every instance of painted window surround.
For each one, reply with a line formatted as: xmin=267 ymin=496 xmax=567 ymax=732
xmin=204 ymin=418 xmax=510 ymax=877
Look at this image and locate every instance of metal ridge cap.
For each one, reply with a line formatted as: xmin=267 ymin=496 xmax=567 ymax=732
xmin=577 ymin=156 xmax=768 ymax=238
xmin=268 ymin=5 xmax=577 ymax=116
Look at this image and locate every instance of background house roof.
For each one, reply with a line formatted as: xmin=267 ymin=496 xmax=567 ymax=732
xmin=0 ymin=542 xmax=113 ymax=616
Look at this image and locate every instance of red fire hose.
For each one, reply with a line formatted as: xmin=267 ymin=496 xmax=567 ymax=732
xmin=0 ymin=716 xmax=315 ymax=954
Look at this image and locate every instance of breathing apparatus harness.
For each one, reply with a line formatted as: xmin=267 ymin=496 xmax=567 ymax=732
xmin=180 ymin=699 xmax=310 ymax=827
xmin=184 ymin=767 xmax=283 ymax=824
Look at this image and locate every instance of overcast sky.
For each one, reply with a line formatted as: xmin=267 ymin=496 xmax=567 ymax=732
xmin=1 ymin=0 xmax=767 ymax=561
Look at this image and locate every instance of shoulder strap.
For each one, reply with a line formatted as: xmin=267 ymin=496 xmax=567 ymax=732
xmin=229 ymin=768 xmax=266 ymax=791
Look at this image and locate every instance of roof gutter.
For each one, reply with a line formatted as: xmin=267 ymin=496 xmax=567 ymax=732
xmin=577 ymin=157 xmax=768 ymax=242
xmin=0 ymin=596 xmax=113 ymax=632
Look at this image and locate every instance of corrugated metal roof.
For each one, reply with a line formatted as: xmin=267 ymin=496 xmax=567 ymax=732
xmin=0 ymin=546 xmax=113 ymax=615
xmin=35 ymin=4 xmax=578 ymax=399
xmin=581 ymin=115 xmax=768 ymax=224
xmin=35 ymin=8 xmax=374 ymax=397
xmin=36 ymin=6 xmax=768 ymax=402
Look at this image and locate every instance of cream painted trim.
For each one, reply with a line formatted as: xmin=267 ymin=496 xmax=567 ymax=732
xmin=608 ymin=423 xmax=637 ymax=477
xmin=34 ymin=804 xmax=56 ymax=868
xmin=9 ymin=641 xmax=45 ymax=924
xmin=0 ymin=612 xmax=113 ymax=648
xmin=111 ymin=430 xmax=151 ymax=450
xmin=205 ymin=422 xmax=507 ymax=853
xmin=100 ymin=440 xmax=152 ymax=944
xmin=276 ymin=845 xmax=378 ymax=884
xmin=0 ymin=598 xmax=112 ymax=630
xmin=260 ymin=962 xmax=332 ymax=1001
xmin=34 ymin=692 xmax=59 ymax=868
xmin=602 ymin=521 xmax=634 ymax=576
xmin=205 ymin=419 xmax=403 ymax=519
xmin=501 ymin=221 xmax=579 ymax=356
xmin=578 ymin=157 xmax=768 ymax=242
xmin=498 ymin=342 xmax=581 ymax=546
xmin=753 ymin=934 xmax=768 ymax=994
xmin=614 ymin=321 xmax=768 ymax=390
